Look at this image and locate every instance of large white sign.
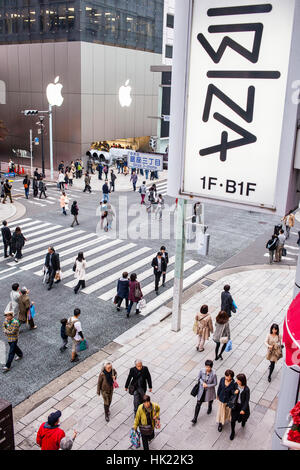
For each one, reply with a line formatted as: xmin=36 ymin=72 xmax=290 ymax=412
xmin=182 ymin=0 xmax=295 ymax=209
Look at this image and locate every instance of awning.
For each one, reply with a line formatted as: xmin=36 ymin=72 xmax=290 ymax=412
xmin=283 ymin=292 xmax=300 ymax=367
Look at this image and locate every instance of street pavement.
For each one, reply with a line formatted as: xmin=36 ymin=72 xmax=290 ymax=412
xmin=12 ymin=265 xmax=295 ymax=450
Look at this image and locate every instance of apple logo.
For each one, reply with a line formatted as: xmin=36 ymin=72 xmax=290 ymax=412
xmin=119 ymin=80 xmax=132 ymax=108
xmin=46 ymin=76 xmax=64 ymax=107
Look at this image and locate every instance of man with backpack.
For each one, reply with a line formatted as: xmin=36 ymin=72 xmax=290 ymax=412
xmin=266 ymin=234 xmax=278 ymax=264
xmin=65 ymin=308 xmax=85 ymax=363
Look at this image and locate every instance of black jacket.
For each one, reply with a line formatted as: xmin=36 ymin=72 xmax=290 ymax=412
xmin=1 ymin=226 xmax=11 ymax=243
xmin=45 ymin=252 xmax=60 ymax=271
xmin=231 ymin=386 xmax=251 ymax=422
xmin=217 ymin=377 xmax=237 ymax=404
xmin=221 ymin=291 xmax=234 ymax=316
xmin=162 ymin=252 xmax=169 ymax=264
xmin=125 ymin=366 xmax=152 ymax=392
xmin=151 ymin=256 xmax=167 ymax=274
xmin=11 ymin=232 xmax=25 ymax=251
xmin=102 ymin=183 xmax=109 ymax=194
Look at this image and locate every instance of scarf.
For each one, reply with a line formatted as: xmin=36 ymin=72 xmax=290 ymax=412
xmin=144 ymin=404 xmax=153 ymax=426
xmin=103 ymin=368 xmax=114 ymax=386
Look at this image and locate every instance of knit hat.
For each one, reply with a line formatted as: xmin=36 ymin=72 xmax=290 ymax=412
xmin=47 ymin=410 xmax=61 ymax=426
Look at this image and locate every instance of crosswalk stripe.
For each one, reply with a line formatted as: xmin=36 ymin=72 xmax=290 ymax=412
xmin=0 ymin=222 xmax=53 ymax=248
xmin=66 ymin=246 xmax=151 ymax=289
xmin=99 ymin=255 xmax=176 ymax=301
xmin=85 ymin=253 xmax=156 ymax=295
xmin=34 ymin=237 xmax=116 ymax=275
xmin=21 ymin=227 xmax=74 ymax=249
xmin=285 ymin=245 xmax=298 ymax=251
xmin=62 ymin=243 xmax=137 ymax=279
xmin=5 ymin=217 xmax=32 ymax=226
xmin=0 ymin=266 xmax=17 ymax=275
xmin=0 ymin=269 xmax=20 ymax=281
xmin=264 ymin=253 xmax=296 ymax=261
xmin=9 ymin=232 xmax=95 ymax=268
xmin=7 ymin=220 xmax=41 ymax=231
xmin=24 ymin=235 xmax=105 ymax=272
xmin=26 ymin=200 xmax=46 ymax=207
xmin=139 ymin=264 xmax=215 ymax=316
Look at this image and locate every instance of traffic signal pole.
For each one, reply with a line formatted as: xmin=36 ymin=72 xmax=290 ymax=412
xmin=49 ymin=104 xmax=54 ymax=180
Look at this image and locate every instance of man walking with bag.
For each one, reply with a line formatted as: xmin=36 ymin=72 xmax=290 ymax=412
xmin=65 ymin=308 xmax=85 ymax=363
xmin=2 ymin=311 xmax=23 ymax=372
xmin=1 ymin=220 xmax=12 ymax=258
xmin=44 ymin=246 xmax=61 ymax=291
xmin=125 ymin=360 xmax=153 ymax=415
xmin=151 ymin=252 xmax=167 ymax=296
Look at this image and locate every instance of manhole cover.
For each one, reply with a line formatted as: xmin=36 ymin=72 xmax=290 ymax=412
xmin=202 ymin=279 xmax=215 ymax=287
xmin=258 ymin=221 xmax=267 ymax=225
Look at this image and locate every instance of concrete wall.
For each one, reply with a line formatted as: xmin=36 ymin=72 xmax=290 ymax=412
xmin=0 ymin=41 xmax=161 ymax=170
xmin=162 ymin=0 xmax=175 ymax=66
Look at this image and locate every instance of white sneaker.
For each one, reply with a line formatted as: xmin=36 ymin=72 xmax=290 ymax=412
xmin=2 ymin=366 xmax=10 ymax=372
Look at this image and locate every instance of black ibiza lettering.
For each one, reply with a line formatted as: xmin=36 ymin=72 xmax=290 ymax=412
xmin=200 ymin=113 xmax=257 ymax=162
xmin=198 ymin=23 xmax=263 ymax=64
xmin=202 ymin=84 xmax=255 ymax=123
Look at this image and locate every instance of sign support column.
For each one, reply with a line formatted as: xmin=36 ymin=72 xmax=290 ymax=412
xmin=172 ymin=198 xmax=187 ymax=332
xmin=29 ymin=129 xmax=33 ymax=177
xmin=49 ymin=104 xmax=54 ymax=181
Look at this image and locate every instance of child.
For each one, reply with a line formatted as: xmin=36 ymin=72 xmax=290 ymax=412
xmin=60 ymin=318 xmax=68 ymax=352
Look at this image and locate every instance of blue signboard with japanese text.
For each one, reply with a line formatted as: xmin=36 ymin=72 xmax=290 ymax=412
xmin=128 ymin=152 xmax=163 ymax=171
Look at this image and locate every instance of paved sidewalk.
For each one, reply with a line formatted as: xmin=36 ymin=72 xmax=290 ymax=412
xmin=12 ymin=266 xmax=294 ymax=450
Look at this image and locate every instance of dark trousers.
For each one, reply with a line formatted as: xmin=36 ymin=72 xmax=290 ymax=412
xmin=24 ymin=188 xmax=29 ymax=199
xmin=39 ymin=190 xmax=47 ymax=198
xmin=83 ymin=184 xmax=91 ymax=193
xmin=71 ymin=215 xmax=79 ymax=227
xmin=133 ymin=389 xmax=145 ymax=415
xmin=6 ymin=341 xmax=23 ymax=369
xmin=3 ymin=192 xmax=13 ymax=203
xmin=15 ymin=248 xmax=23 ymax=259
xmin=154 ymin=272 xmax=162 ymax=291
xmin=117 ymin=297 xmax=129 ymax=308
xmin=141 ymin=431 xmax=155 ymax=451
xmin=269 ymin=361 xmax=275 ymax=378
xmin=3 ymin=241 xmax=12 ymax=257
xmin=110 ymin=182 xmax=115 ymax=192
xmin=98 ymin=172 xmax=102 ymax=180
xmin=74 ymin=280 xmax=85 ymax=293
xmin=59 ymin=182 xmax=65 ymax=190
xmin=48 ymin=267 xmax=55 ymax=288
xmin=215 ymin=342 xmax=226 ymax=359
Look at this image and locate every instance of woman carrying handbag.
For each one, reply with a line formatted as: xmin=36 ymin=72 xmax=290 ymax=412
xmin=229 ymin=373 xmax=250 ymax=441
xmin=127 ymin=273 xmax=143 ymax=318
xmin=133 ymin=395 xmax=160 ymax=451
xmin=265 ymin=323 xmax=283 ymax=382
xmin=213 ymin=311 xmax=231 ymax=360
xmin=193 ymin=304 xmax=213 ymax=352
xmin=97 ymin=361 xmax=118 ymax=422
xmin=216 ymin=369 xmax=237 ymax=434
xmin=191 ymin=359 xmax=217 ymax=425
xmin=73 ymin=252 xmax=86 ymax=294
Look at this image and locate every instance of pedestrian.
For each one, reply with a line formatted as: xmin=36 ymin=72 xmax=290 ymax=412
xmin=11 ymin=226 xmax=26 ymax=263
xmin=64 ymin=169 xmax=69 ymax=190
xmin=102 ymin=181 xmax=110 ymax=202
xmin=191 ymin=359 xmax=217 ymax=424
xmin=2 ymin=311 xmax=23 ymax=373
xmin=275 ymin=229 xmax=286 ymax=262
xmin=265 ymin=323 xmax=283 ymax=382
xmin=59 ymin=431 xmax=78 ymax=450
xmin=151 ymin=252 xmax=167 ymax=296
xmin=193 ymin=305 xmax=214 ymax=352
xmin=18 ymin=287 xmax=37 ymax=330
xmin=39 ymin=178 xmax=47 ymax=199
xmin=216 ymin=369 xmax=237 ymax=433
xmin=266 ymin=234 xmax=278 ymax=264
xmin=58 ymin=161 xmax=64 ymax=172
xmin=97 ymin=361 xmax=118 ymax=422
xmin=2 ymin=179 xmax=13 ymax=203
xmin=9 ymin=283 xmax=20 ymax=316
xmin=127 ymin=273 xmax=143 ymax=318
xmin=66 ymin=308 xmax=85 ymax=363
xmin=139 ymin=181 xmax=147 ymax=205
xmin=33 ymin=176 xmax=39 ymax=197
xmin=36 ymin=411 xmax=65 ymax=450
xmin=103 ymin=165 xmax=108 ymax=180
xmin=67 ymin=167 xmax=74 ymax=187
xmin=116 ymin=272 xmax=129 ymax=311
xmin=60 ymin=318 xmax=68 ymax=353
xmin=221 ymin=284 xmax=236 ymax=318
xmin=160 ymin=246 xmax=169 ymax=286
xmin=145 ymin=169 xmax=149 ymax=180
xmin=155 ymin=194 xmax=164 ymax=219
xmin=73 ymin=252 xmax=86 ymax=294
xmin=99 ymin=200 xmax=108 ymax=230
xmin=213 ymin=311 xmax=231 ymax=361
xmin=0 ymin=179 xmax=4 ymax=202
xmin=70 ymin=201 xmax=79 ymax=227
xmin=147 ymin=184 xmax=157 ymax=209
xmin=130 ymin=171 xmax=138 ymax=191
xmin=282 ymin=211 xmax=295 ymax=239
xmin=83 ymin=172 xmax=92 ymax=193
xmin=34 ymin=168 xmax=40 ymax=180
xmin=133 ymin=395 xmax=160 ymax=451
xmin=1 ymin=220 xmax=13 ymax=258
xmin=150 ymin=170 xmax=155 ymax=180
xmin=97 ymin=162 xmax=103 ymax=180
xmin=60 ymin=191 xmax=69 ymax=216
xmin=75 ymin=160 xmax=79 ymax=179
xmin=230 ymin=373 xmax=250 ymax=440
xmin=22 ymin=174 xmax=30 ymax=199
xmin=44 ymin=246 xmax=61 ymax=291
xmin=125 ymin=360 xmax=153 ymax=415
xmin=58 ymin=170 xmax=65 ymax=191
xmin=105 ymin=203 xmax=115 ymax=231
xmin=109 ymin=170 xmax=117 ymax=192
xmin=87 ymin=158 xmax=93 ymax=174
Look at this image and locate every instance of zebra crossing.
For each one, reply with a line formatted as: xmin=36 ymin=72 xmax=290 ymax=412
xmin=264 ymin=243 xmax=298 ymax=263
xmin=147 ymin=180 xmax=168 ymax=197
xmin=12 ymin=181 xmax=83 ymax=208
xmin=0 ymin=217 xmax=215 ymax=316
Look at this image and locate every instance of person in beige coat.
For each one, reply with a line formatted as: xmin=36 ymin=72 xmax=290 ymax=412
xmin=265 ymin=323 xmax=283 ymax=382
xmin=193 ymin=305 xmax=213 ymax=352
xmin=18 ymin=287 xmax=36 ymax=330
xmin=73 ymin=252 xmax=87 ymax=294
xmin=97 ymin=361 xmax=117 ymax=422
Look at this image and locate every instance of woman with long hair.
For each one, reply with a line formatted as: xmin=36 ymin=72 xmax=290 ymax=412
xmin=213 ymin=311 xmax=231 ymax=361
xmin=11 ymin=226 xmax=26 ymax=263
xmin=127 ymin=273 xmax=143 ymax=318
xmin=265 ymin=323 xmax=283 ymax=382
xmin=73 ymin=252 xmax=86 ymax=294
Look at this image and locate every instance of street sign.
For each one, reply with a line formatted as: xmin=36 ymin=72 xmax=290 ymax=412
xmin=34 ymin=137 xmax=39 ymax=145
xmin=128 ymin=152 xmax=163 ymax=171
xmin=4 ymin=173 xmax=15 ymax=178
xmin=162 ymin=115 xmax=170 ymax=122
xmin=168 ymin=0 xmax=300 ymax=215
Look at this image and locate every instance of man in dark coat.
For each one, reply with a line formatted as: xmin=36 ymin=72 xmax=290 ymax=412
xmin=151 ymin=252 xmax=167 ymax=295
xmin=221 ymin=285 xmax=235 ymax=318
xmin=1 ymin=220 xmax=12 ymax=258
xmin=102 ymin=181 xmax=110 ymax=202
xmin=2 ymin=179 xmax=12 ymax=203
xmin=45 ymin=246 xmax=60 ymax=291
xmin=125 ymin=360 xmax=152 ymax=414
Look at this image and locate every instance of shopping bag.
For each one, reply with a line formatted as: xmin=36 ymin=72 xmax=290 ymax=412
xmin=113 ymin=380 xmax=119 ymax=389
xmin=30 ymin=304 xmax=36 ymax=319
xmin=130 ymin=429 xmax=141 ymax=449
xmin=225 ymin=340 xmax=232 ymax=352
xmin=282 ymin=248 xmax=287 ymax=257
xmin=137 ymin=298 xmax=146 ymax=310
xmin=76 ymin=339 xmax=89 ymax=353
xmin=232 ymin=300 xmax=238 ymax=310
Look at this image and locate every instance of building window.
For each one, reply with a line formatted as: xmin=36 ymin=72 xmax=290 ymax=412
xmin=166 ymin=14 xmax=174 ymax=29
xmin=165 ymin=44 xmax=173 ymax=59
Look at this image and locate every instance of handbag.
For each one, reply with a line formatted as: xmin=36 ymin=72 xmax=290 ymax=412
xmin=190 ymin=381 xmax=200 ymax=397
xmin=134 ymin=282 xmax=142 ymax=299
xmin=72 ymin=263 xmax=76 ymax=272
xmin=76 ymin=339 xmax=89 ymax=353
xmin=139 ymin=425 xmax=153 ymax=436
xmin=227 ymin=392 xmax=238 ymax=410
xmin=128 ymin=385 xmax=135 ymax=395
xmin=225 ymin=339 xmax=232 ymax=352
xmin=113 ymin=380 xmax=119 ymax=389
xmin=137 ymin=298 xmax=146 ymax=310
xmin=282 ymin=247 xmax=287 ymax=257
xmin=220 ymin=336 xmax=229 ymax=344
xmin=30 ymin=304 xmax=36 ymax=319
xmin=130 ymin=429 xmax=141 ymax=449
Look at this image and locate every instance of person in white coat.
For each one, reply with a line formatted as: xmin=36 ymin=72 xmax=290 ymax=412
xmin=73 ymin=252 xmax=87 ymax=294
xmin=7 ymin=283 xmax=21 ymax=316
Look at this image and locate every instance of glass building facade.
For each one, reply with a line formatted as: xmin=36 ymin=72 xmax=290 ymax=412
xmin=0 ymin=0 xmax=163 ymax=53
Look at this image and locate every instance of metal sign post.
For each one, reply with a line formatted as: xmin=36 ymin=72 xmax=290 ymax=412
xmin=29 ymin=129 xmax=33 ymax=177
xmin=49 ymin=104 xmax=54 ymax=180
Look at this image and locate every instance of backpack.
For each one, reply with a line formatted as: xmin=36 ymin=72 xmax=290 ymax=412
xmin=71 ymin=204 xmax=77 ymax=215
xmin=65 ymin=318 xmax=78 ymax=338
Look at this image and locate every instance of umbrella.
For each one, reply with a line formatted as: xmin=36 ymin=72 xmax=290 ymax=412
xmin=283 ymin=292 xmax=300 ymax=367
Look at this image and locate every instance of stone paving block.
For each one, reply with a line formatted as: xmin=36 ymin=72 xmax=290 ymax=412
xmin=96 ymin=437 xmax=118 ymax=450
xmin=74 ymin=415 xmax=95 ymax=433
xmin=79 ymin=438 xmax=100 ymax=450
xmin=52 ymin=376 xmax=86 ymax=401
xmin=14 ymin=433 xmax=26 ymax=446
xmin=55 ymin=396 xmax=75 ymax=411
xmin=109 ymin=423 xmax=130 ymax=443
xmin=19 ymin=398 xmax=58 ymax=426
xmin=74 ymin=427 xmax=97 ymax=446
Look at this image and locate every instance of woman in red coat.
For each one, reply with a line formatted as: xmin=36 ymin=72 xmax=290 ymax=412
xmin=127 ymin=273 xmax=143 ymax=318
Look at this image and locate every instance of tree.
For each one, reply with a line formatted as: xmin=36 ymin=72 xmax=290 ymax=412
xmin=0 ymin=120 xmax=8 ymax=141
